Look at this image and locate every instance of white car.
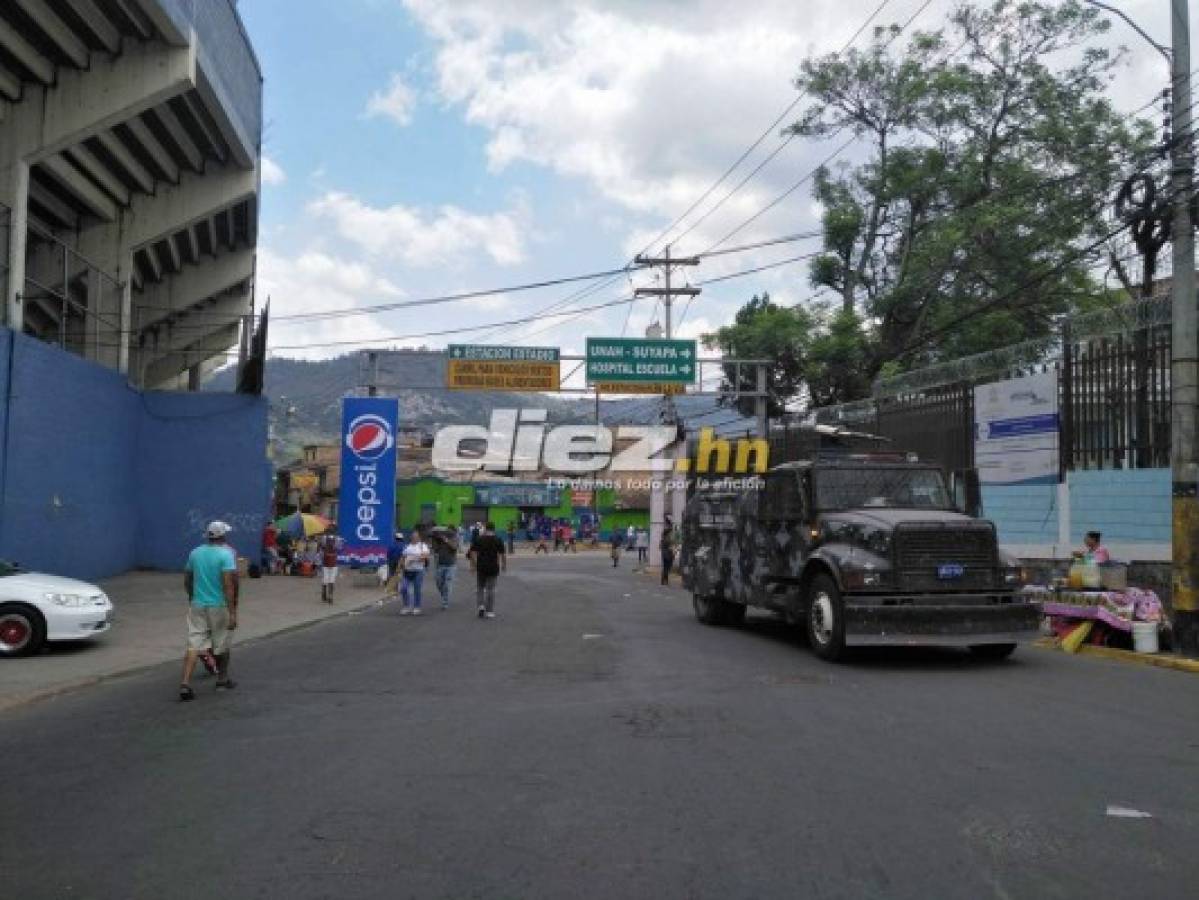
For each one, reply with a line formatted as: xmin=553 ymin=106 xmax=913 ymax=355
xmin=0 ymin=562 xmax=114 ymax=657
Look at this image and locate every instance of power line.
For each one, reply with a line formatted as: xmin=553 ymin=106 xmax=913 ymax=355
xmin=268 ymin=263 xmax=643 ymax=323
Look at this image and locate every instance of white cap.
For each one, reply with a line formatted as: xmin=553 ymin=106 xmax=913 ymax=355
xmin=206 ymin=521 xmax=232 ymax=539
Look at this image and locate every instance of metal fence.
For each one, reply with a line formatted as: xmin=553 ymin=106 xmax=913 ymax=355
xmin=789 ymin=294 xmax=1178 ymax=474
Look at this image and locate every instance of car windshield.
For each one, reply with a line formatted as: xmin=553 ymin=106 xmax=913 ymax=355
xmin=815 ymin=467 xmax=953 ymax=511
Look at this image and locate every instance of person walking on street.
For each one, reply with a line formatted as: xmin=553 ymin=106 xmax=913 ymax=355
xmin=506 ymin=520 xmax=516 ymax=555
xmin=660 ymin=516 xmax=677 ymax=586
xmin=180 ymin=521 xmax=238 ymax=701
xmin=386 ymin=532 xmax=410 ymax=594
xmin=626 ymin=525 xmax=636 ymax=551
xmin=610 ymin=528 xmax=623 ymax=567
xmin=319 ymin=529 xmax=342 ymax=603
xmin=432 ymin=525 xmax=459 ymax=609
xmin=468 ymin=521 xmax=506 ymax=619
xmin=399 ymin=527 xmax=430 ymax=615
xmin=635 ymin=528 xmax=649 ymax=565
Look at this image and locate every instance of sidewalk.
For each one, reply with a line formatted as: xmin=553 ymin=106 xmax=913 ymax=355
xmin=1 ymin=571 xmax=389 ymax=712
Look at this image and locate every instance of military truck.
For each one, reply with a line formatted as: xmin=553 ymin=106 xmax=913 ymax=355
xmin=680 ymin=442 xmax=1040 ymax=661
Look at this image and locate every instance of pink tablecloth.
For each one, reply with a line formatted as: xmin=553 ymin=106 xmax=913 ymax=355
xmin=1031 ymin=587 xmax=1163 ymax=633
xmin=1041 ymin=600 xmax=1133 ymax=632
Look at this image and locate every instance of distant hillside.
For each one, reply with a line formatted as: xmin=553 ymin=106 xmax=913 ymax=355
xmin=206 ymin=350 xmax=752 ymax=461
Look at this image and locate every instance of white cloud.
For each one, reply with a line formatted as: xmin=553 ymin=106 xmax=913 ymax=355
xmin=399 ymin=0 xmax=1172 ymax=262
xmin=309 ymin=191 xmax=527 ymax=267
xmin=257 ymin=247 xmax=406 ymax=359
xmin=365 ymin=72 xmax=418 ymax=126
xmin=261 ymin=156 xmax=286 ymax=186
xmin=400 ymin=0 xmax=864 ymax=254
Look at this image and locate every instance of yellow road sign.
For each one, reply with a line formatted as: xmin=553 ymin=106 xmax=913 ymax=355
xmin=447 ymin=359 xmax=560 ymax=391
xmin=593 ymin=382 xmax=686 ymax=395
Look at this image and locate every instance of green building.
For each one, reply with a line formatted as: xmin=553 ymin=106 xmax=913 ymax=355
xmin=394 ymin=477 xmax=648 ymax=540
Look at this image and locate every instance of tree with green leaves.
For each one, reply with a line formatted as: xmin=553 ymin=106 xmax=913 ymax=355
xmin=703 ymin=293 xmax=814 ymax=416
xmin=718 ymin=0 xmax=1155 ymax=408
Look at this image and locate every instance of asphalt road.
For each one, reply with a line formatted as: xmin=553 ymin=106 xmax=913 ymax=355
xmin=3 ymin=554 xmax=1198 ymax=900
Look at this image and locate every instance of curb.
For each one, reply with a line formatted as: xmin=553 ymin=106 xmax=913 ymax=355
xmin=1033 ymin=637 xmax=1199 ymax=674
xmin=1 ymin=592 xmax=401 ymax=715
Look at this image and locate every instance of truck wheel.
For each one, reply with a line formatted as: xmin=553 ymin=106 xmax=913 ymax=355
xmin=969 ymin=643 xmax=1017 ymax=661
xmin=806 ymin=574 xmax=847 ymax=661
xmin=719 ymin=601 xmax=746 ymax=627
xmin=693 ymin=593 xmax=745 ymax=627
xmin=0 ymin=604 xmax=46 ymax=658
xmin=693 ymin=593 xmax=721 ymax=625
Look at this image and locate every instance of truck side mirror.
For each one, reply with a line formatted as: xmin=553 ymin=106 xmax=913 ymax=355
xmin=951 ymin=469 xmax=982 ymax=517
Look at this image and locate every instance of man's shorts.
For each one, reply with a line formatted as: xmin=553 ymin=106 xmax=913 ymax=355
xmin=187 ymin=603 xmax=231 ymax=654
xmin=321 ymin=566 xmax=338 ymax=585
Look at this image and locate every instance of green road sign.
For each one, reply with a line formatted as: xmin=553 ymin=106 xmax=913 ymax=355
xmin=585 ymin=337 xmax=697 ymax=384
xmin=448 ymin=344 xmax=559 ymax=362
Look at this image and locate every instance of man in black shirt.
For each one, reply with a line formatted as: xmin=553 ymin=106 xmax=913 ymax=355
xmin=467 ymin=521 xmax=507 ymax=619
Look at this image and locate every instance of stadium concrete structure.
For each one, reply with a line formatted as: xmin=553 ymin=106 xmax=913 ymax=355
xmin=0 ymin=0 xmax=260 ymax=388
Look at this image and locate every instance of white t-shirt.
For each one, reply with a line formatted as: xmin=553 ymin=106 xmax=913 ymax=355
xmin=402 ymin=542 xmax=429 ymax=572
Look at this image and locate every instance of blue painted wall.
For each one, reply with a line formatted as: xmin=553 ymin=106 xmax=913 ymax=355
xmin=136 ymin=391 xmax=271 ymax=571
xmin=0 ymin=329 xmax=271 ymax=581
xmin=981 ymin=482 xmax=1059 ymax=546
xmin=1069 ymin=468 xmax=1170 ymax=544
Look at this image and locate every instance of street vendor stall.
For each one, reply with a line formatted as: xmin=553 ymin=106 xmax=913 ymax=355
xmin=1024 ymin=565 xmax=1164 ymax=654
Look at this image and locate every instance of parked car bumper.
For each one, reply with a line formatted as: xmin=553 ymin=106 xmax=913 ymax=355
xmin=44 ymin=601 xmax=114 ymax=641
xmin=842 ymin=595 xmax=1040 ymax=646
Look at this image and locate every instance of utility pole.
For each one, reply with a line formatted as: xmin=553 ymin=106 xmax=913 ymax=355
xmin=634 ymin=245 xmax=700 ymax=574
xmin=634 ymin=245 xmax=700 ymax=339
xmin=1169 ymin=0 xmax=1198 ymax=656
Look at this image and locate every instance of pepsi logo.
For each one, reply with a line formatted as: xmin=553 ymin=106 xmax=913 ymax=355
xmin=345 ymin=414 xmax=394 ymax=461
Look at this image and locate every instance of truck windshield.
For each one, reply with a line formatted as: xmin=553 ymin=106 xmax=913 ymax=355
xmin=815 ymin=467 xmax=952 ymax=511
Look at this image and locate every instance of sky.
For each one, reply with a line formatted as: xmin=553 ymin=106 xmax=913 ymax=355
xmin=237 ymin=0 xmax=1190 ymax=386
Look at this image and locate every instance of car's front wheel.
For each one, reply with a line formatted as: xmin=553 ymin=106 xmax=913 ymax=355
xmin=0 ymin=604 xmax=46 ymax=658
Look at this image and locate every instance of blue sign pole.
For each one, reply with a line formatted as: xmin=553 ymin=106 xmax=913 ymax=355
xmin=337 ymin=397 xmax=399 ymax=566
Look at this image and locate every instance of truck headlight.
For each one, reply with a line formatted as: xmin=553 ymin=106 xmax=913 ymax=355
xmin=45 ymin=592 xmax=89 ymax=607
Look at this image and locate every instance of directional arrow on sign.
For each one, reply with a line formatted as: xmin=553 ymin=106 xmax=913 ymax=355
xmin=680 ymin=347 xmax=693 ymax=359
xmin=680 ymin=364 xmax=693 ymax=375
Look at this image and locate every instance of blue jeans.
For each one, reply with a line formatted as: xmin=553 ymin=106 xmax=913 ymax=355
xmin=400 ymin=569 xmax=425 ymax=608
xmin=435 ymin=563 xmax=456 ymax=605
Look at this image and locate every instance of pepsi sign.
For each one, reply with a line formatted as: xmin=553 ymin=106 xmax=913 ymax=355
xmin=337 ymin=397 xmax=398 ymax=565
xmin=346 ymin=413 xmax=394 ymax=461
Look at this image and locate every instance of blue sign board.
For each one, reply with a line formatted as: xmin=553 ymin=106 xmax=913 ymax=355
xmin=337 ymin=397 xmax=399 ymax=565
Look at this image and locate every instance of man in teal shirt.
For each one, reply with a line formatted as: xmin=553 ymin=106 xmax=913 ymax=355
xmin=180 ymin=521 xmax=238 ymax=701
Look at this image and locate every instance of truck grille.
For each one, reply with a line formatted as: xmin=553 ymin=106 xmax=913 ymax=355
xmin=894 ymin=524 xmax=997 ymax=590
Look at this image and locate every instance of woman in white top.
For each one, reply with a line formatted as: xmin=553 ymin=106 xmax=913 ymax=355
xmin=399 ymin=527 xmax=431 ymax=616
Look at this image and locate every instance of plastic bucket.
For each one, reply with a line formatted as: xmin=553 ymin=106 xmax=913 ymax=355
xmin=1132 ymin=621 xmax=1159 ymax=654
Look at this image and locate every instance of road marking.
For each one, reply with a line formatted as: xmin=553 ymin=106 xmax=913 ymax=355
xmin=582 ymin=633 xmax=604 ymax=640
xmin=1106 ymin=805 xmax=1153 ymax=819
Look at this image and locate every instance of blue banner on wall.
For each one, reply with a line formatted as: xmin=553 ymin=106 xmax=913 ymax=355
xmin=337 ymin=397 xmax=399 ymax=565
